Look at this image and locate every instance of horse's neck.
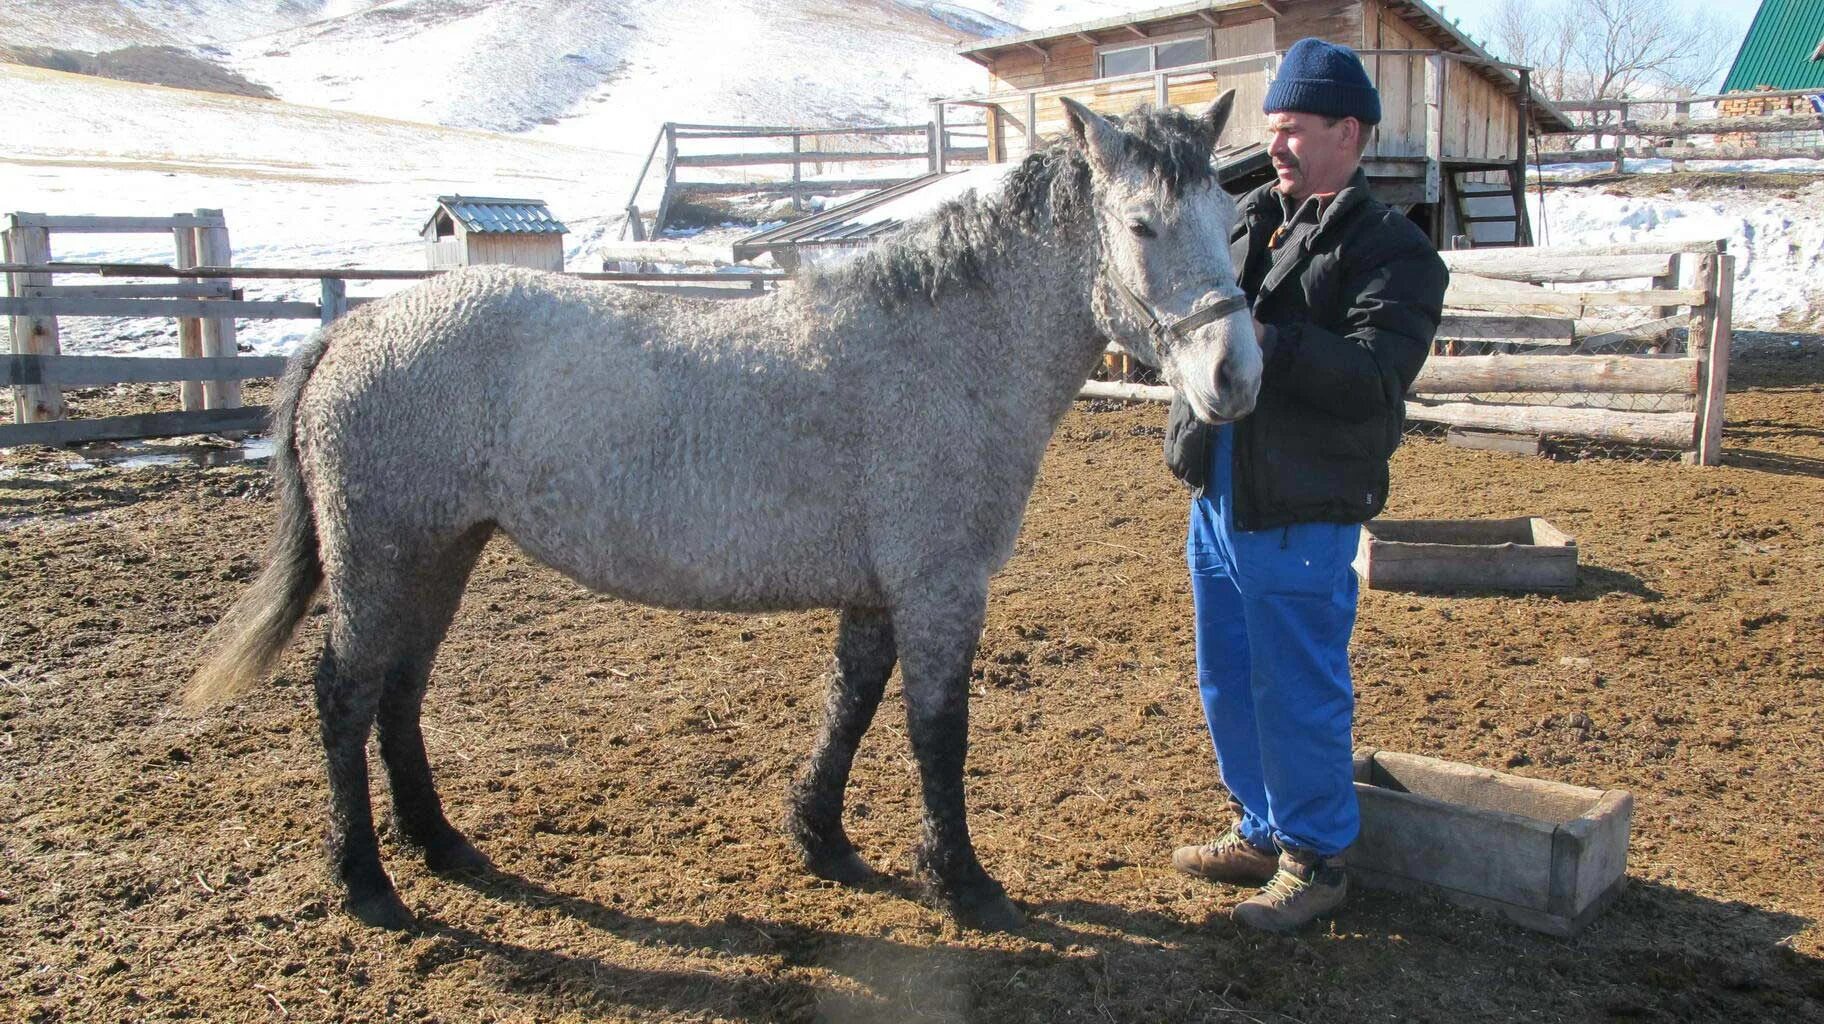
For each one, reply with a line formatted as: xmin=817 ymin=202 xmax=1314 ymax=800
xmin=952 ymin=222 xmax=1106 ymax=404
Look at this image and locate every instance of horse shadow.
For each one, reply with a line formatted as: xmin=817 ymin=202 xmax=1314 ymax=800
xmin=419 ymin=860 xmax=1822 ymax=1022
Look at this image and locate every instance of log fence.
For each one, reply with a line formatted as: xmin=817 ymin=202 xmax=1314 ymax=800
xmin=1540 ymin=87 xmax=1823 ymax=170
xmin=617 ymin=122 xmax=959 ymax=242
xmin=1083 ymin=239 xmax=1736 ymax=466
xmin=1 ymin=240 xmax=787 ymax=448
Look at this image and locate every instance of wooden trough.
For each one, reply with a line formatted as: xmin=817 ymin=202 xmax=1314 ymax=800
xmin=1351 ymin=749 xmax=1633 ymax=937
xmin=1353 ymin=517 xmax=1577 ymax=591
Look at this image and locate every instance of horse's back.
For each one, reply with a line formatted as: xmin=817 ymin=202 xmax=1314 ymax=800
xmin=294 ymin=265 xmax=879 ymax=610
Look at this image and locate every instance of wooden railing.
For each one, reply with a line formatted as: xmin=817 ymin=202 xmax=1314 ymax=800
xmin=0 ymin=261 xmax=786 ymax=448
xmin=1082 ymin=240 xmax=1735 ymax=465
xmin=1540 ymin=86 xmax=1824 ymax=170
xmin=617 ymin=122 xmax=944 ymax=242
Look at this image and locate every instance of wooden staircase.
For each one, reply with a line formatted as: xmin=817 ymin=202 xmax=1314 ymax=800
xmin=1445 ymin=164 xmax=1531 ymax=249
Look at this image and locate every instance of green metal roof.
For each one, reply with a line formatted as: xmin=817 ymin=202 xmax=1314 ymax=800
xmin=1721 ymin=0 xmax=1824 ymax=93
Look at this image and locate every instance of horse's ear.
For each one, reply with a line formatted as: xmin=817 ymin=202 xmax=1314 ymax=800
xmin=1061 ymin=96 xmax=1122 ymax=173
xmin=1203 ymin=89 xmax=1237 ymax=151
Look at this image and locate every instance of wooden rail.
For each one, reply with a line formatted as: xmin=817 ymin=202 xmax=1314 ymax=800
xmin=1080 ymin=242 xmax=1735 ymax=464
xmin=1 ymin=254 xmax=787 ymax=448
xmin=1539 ymin=90 xmax=1823 ymax=170
xmin=617 ymin=121 xmax=945 ymax=242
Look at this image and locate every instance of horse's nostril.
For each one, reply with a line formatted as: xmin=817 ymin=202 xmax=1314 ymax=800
xmin=1217 ymin=363 xmax=1236 ymax=395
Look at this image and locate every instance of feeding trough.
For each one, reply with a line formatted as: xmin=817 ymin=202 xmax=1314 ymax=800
xmin=1353 ymin=517 xmax=1577 ymax=591
xmin=1350 ymin=749 xmax=1633 ymax=937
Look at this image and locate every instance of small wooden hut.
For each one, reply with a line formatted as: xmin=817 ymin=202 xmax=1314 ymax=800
xmin=421 ymin=196 xmax=567 ymax=271
xmin=938 ymin=0 xmax=1575 ymax=248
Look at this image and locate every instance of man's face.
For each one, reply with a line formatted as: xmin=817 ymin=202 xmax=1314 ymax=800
xmin=1265 ymin=111 xmax=1362 ymax=201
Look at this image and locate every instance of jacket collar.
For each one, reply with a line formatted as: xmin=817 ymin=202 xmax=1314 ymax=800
xmin=1253 ymin=167 xmax=1373 ymax=298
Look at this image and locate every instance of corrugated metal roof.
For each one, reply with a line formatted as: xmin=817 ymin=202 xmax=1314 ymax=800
xmin=1721 ymin=0 xmax=1824 ymax=93
xmin=429 ymin=195 xmax=568 ymax=235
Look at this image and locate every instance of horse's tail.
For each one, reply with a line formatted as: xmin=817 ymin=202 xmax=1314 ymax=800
xmin=185 ymin=330 xmax=332 ymax=706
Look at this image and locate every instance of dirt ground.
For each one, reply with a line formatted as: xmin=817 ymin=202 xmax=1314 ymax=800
xmin=3 ymin=339 xmax=1822 ymax=1024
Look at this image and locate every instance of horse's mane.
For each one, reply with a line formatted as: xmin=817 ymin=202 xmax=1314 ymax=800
xmin=802 ymin=105 xmax=1219 ymax=307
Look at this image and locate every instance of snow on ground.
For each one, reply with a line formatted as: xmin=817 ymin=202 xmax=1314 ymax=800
xmin=0 ymin=62 xmax=626 ymax=357
xmin=1529 ymin=180 xmax=1824 ymax=330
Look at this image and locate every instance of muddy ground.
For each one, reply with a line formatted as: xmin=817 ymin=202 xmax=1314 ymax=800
xmin=3 ymin=340 xmax=1822 ymax=1023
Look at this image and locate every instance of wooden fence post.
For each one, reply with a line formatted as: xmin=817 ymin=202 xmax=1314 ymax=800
xmin=1670 ymin=101 xmax=1690 ymax=171
xmin=1613 ymin=102 xmax=1627 ymax=174
xmin=194 ymin=208 xmax=240 ymax=409
xmin=791 ymin=134 xmax=804 ymax=211
xmin=173 ymin=222 xmax=205 ymax=411
xmin=1424 ymin=53 xmax=1446 ymax=238
xmin=1025 ymin=92 xmax=1038 ymax=156
xmin=319 ymin=276 xmax=347 ymax=324
xmin=1651 ymin=253 xmax=1680 ymax=321
xmin=3 ymin=216 xmax=67 ymax=423
xmin=934 ymin=102 xmax=949 ymax=174
xmin=1690 ymin=253 xmax=1734 ymax=466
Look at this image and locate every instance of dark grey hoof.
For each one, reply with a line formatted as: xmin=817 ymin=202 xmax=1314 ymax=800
xmin=345 ymin=888 xmax=415 ymax=931
xmin=950 ymin=885 xmax=1026 ymax=932
xmin=424 ymin=835 xmax=492 ymax=876
xmin=805 ymin=846 xmax=877 ymax=886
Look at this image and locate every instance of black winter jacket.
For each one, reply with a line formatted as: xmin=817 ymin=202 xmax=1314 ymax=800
xmin=1164 ymin=168 xmax=1448 ymax=530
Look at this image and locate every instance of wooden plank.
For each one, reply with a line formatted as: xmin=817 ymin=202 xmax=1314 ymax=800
xmin=677 ymin=177 xmax=918 ymax=196
xmin=1448 ymin=428 xmax=1543 ymax=456
xmin=0 ymin=354 xmax=289 ymax=388
xmin=3 ymin=213 xmax=225 ymax=232
xmin=0 ymin=405 xmax=270 ymax=448
xmin=1411 ymin=355 xmax=1700 ymax=396
xmin=194 ymin=210 xmax=240 ymax=410
xmin=1447 ymin=275 xmax=1706 ymax=313
xmin=1535 ymin=144 xmax=1824 ymax=164
xmin=173 ymin=224 xmax=204 ymax=410
xmin=24 ymin=283 xmax=233 ymax=298
xmin=1407 ymin=401 xmax=1695 ymax=447
xmin=1444 ymin=240 xmax=1723 ymax=264
xmin=1440 ymin=252 xmax=1673 ymax=283
xmin=0 ymin=296 xmax=322 ymax=318
xmin=319 ymin=277 xmax=347 ymax=325
xmin=673 ymin=150 xmax=932 ymax=167
xmin=1437 ymin=313 xmax=1574 ymax=343
xmin=1694 ymin=253 xmax=1734 ymax=466
xmin=3 ymin=223 xmax=66 ymax=423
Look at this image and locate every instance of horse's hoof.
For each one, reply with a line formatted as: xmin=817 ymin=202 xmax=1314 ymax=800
xmin=950 ymin=886 xmax=1026 ymax=932
xmin=345 ymin=888 xmax=416 ymax=931
xmin=425 ymin=836 xmax=492 ymax=876
xmin=806 ymin=847 xmax=877 ymax=886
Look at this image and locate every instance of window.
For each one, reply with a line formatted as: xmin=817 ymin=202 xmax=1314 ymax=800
xmin=1097 ymin=34 xmax=1211 ymax=78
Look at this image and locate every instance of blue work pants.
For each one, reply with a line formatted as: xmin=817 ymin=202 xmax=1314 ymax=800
xmin=1186 ymin=423 xmax=1361 ymax=857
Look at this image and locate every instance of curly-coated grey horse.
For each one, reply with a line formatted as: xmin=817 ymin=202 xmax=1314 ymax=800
xmin=187 ymin=92 xmax=1260 ymax=932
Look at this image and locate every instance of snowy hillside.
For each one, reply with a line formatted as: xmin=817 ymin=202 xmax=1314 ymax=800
xmin=0 ymin=1 xmax=367 ymax=50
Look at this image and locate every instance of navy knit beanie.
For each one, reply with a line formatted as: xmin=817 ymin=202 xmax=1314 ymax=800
xmin=1263 ymin=37 xmax=1381 ymax=126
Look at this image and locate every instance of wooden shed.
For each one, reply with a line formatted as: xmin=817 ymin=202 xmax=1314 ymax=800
xmin=938 ymin=0 xmax=1574 ymax=248
xmin=421 ymin=195 xmax=568 ymax=271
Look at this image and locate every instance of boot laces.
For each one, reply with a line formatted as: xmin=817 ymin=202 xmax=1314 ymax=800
xmin=1260 ymin=867 xmax=1312 ymax=904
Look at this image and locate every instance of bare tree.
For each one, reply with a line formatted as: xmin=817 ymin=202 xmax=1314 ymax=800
xmin=1489 ymin=0 xmax=1730 ymax=102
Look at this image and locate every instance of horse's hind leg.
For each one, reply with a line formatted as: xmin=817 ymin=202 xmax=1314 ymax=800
xmin=315 ymin=531 xmax=487 ymax=930
xmin=375 ymin=525 xmax=493 ymax=876
xmin=786 ymin=607 xmax=895 ymax=884
xmin=893 ymin=582 xmax=1025 ymax=931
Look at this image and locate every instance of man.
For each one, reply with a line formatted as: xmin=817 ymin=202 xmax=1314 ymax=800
xmin=1163 ymin=37 xmax=1448 ymax=932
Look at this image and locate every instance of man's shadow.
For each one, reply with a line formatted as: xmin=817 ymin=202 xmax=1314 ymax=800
xmin=415 ymin=857 xmax=1821 ymax=1022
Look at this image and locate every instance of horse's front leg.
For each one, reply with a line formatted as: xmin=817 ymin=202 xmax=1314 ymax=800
xmin=786 ymin=607 xmax=896 ymax=884
xmin=893 ymin=580 xmax=1025 ymax=931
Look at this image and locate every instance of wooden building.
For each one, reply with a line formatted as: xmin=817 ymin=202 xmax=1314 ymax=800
xmin=937 ymin=0 xmax=1574 ymax=247
xmin=421 ymin=196 xmax=567 ymax=271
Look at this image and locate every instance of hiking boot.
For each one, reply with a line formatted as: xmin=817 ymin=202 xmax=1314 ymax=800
xmin=1171 ymin=825 xmax=1279 ymax=886
xmin=1231 ymin=848 xmax=1348 ymax=933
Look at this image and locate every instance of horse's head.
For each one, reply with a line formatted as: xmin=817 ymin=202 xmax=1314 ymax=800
xmin=1062 ymin=91 xmax=1260 ymax=424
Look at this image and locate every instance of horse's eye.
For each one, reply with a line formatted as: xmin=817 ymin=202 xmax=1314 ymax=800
xmin=1128 ymin=219 xmax=1156 ymax=239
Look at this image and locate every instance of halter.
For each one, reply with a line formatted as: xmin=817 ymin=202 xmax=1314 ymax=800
xmin=1108 ymin=274 xmax=1249 ymax=354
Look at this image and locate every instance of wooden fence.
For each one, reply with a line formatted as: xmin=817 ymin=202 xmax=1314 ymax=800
xmin=1538 ymin=86 xmax=1824 ymax=170
xmin=617 ymin=122 xmax=963 ymax=243
xmin=0 ymin=252 xmax=786 ymax=449
xmin=1083 ymin=239 xmax=1735 ymax=465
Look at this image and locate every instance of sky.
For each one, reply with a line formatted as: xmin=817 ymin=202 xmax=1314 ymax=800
xmin=1428 ymin=0 xmax=1759 ymax=90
